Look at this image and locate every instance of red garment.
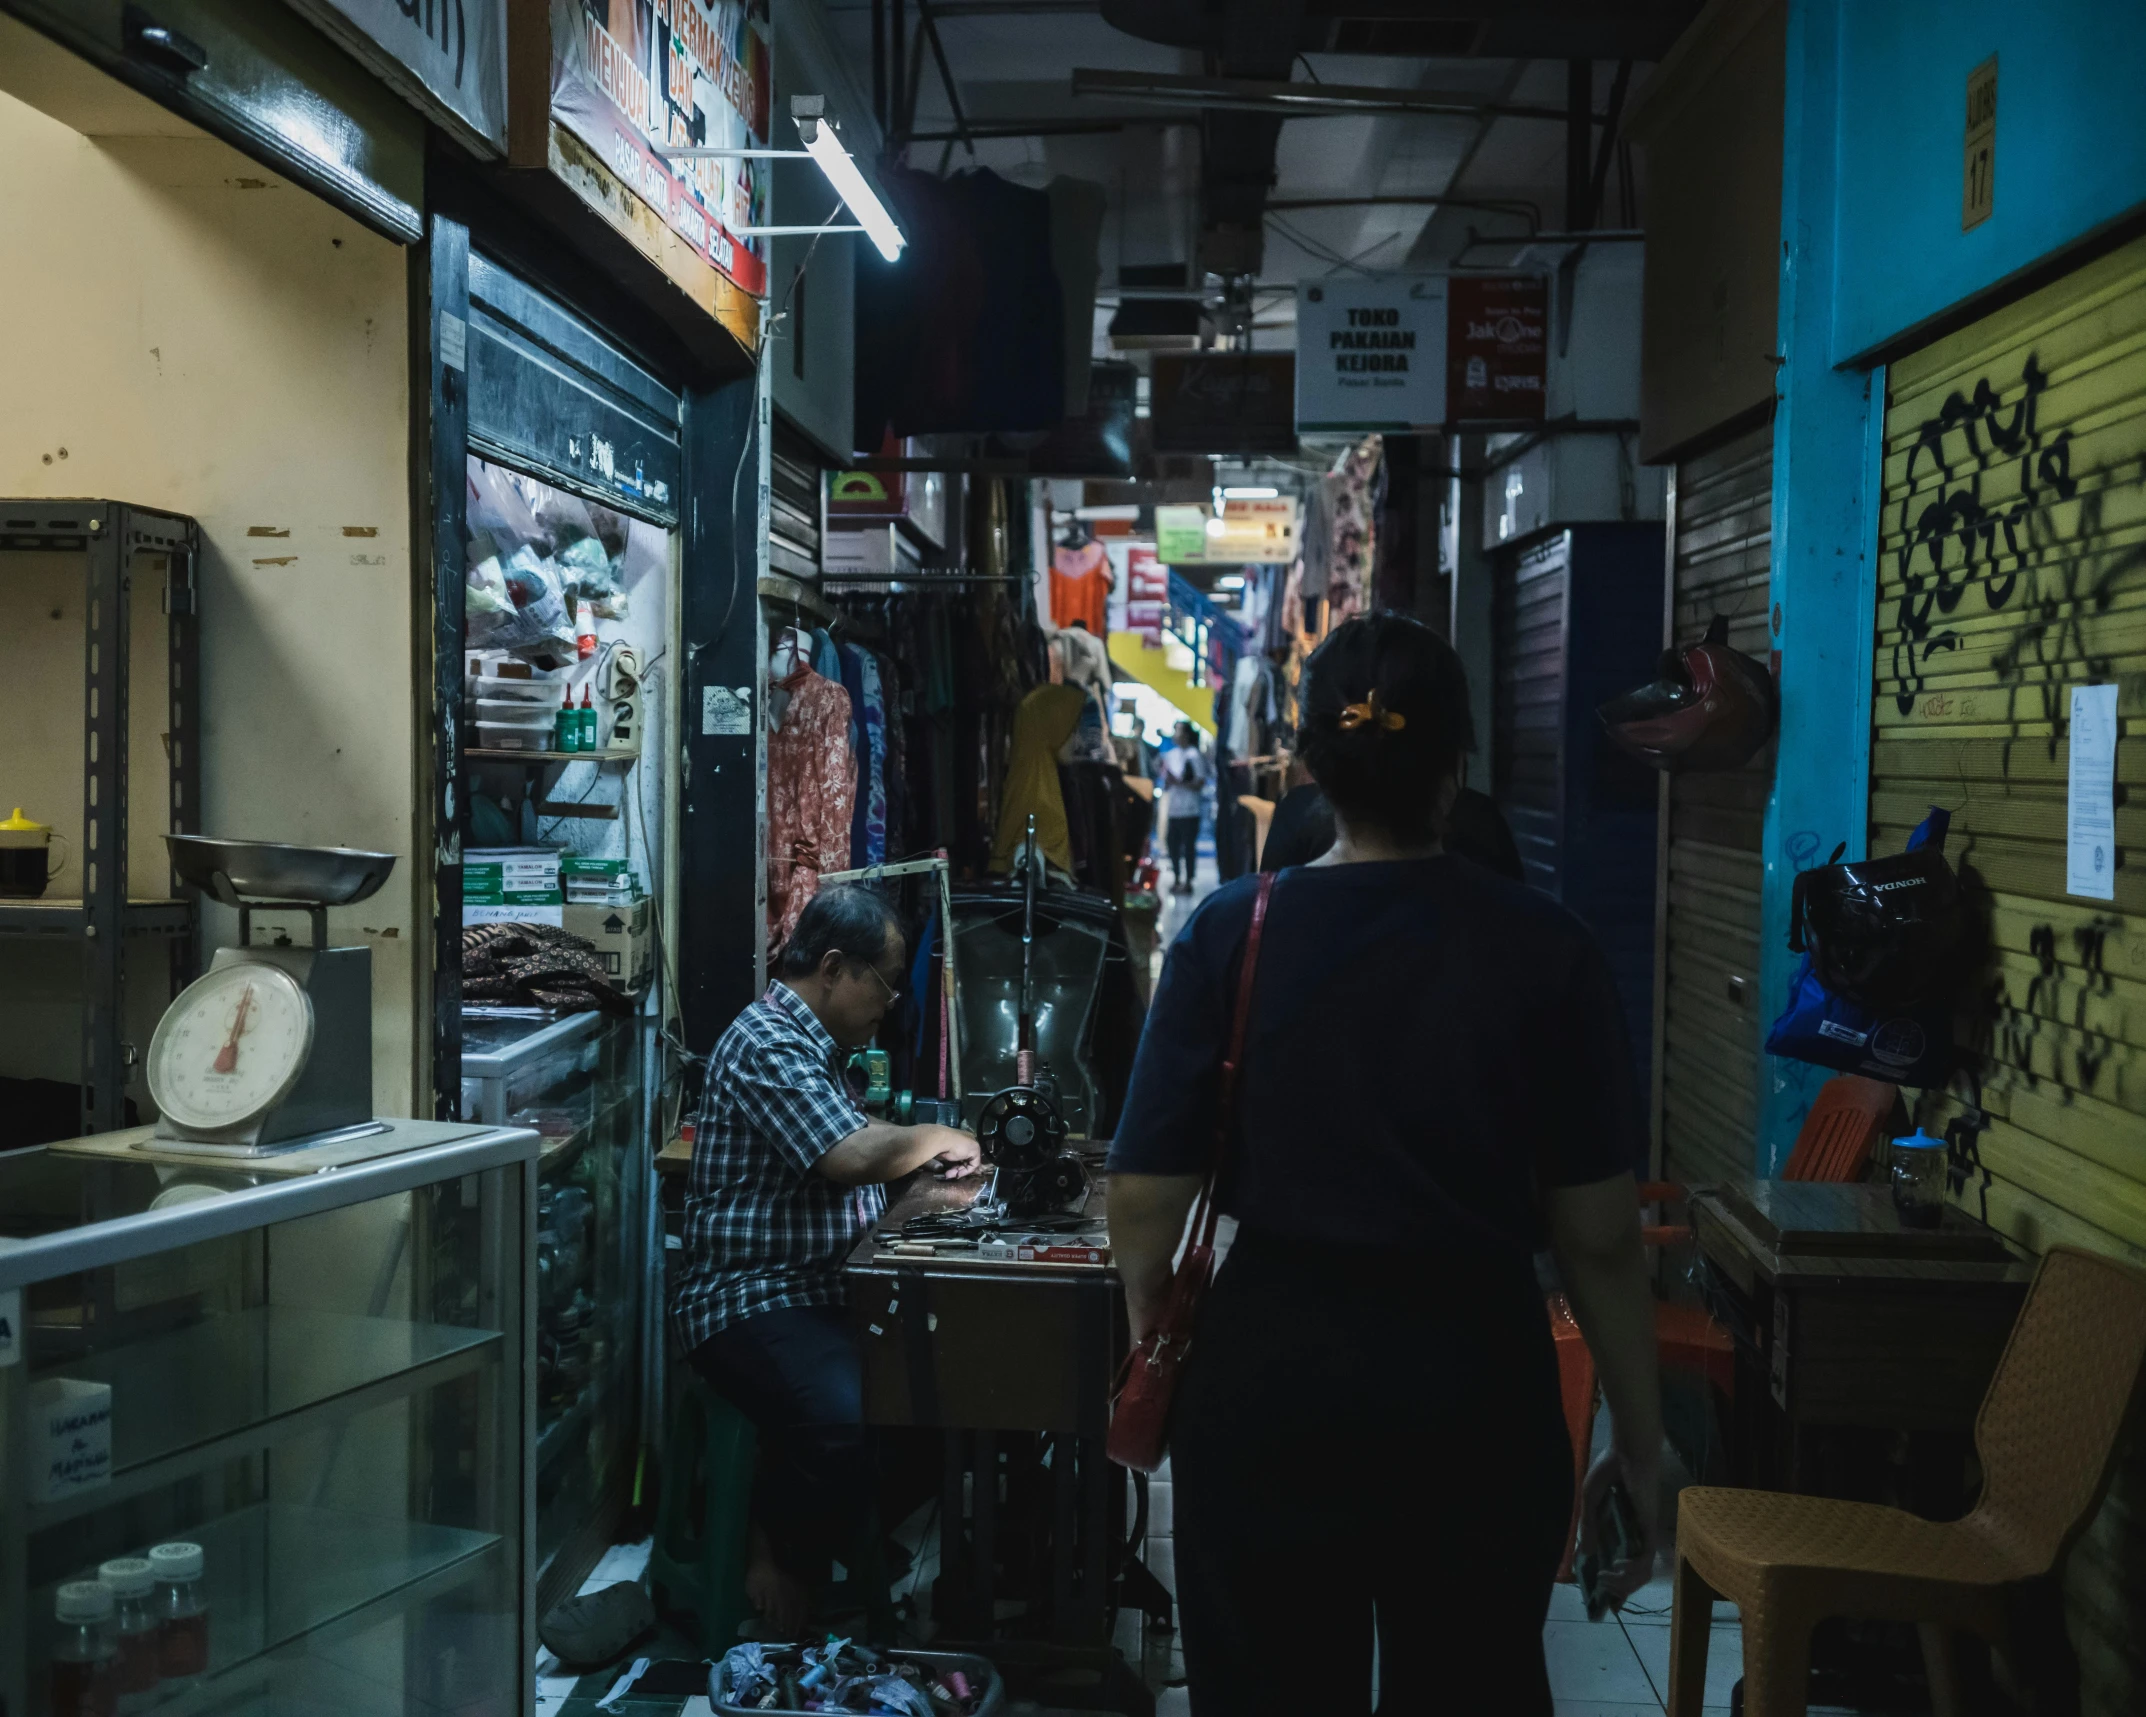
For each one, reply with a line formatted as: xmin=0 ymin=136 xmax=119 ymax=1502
xmin=766 ymin=666 xmax=857 ymax=952
xmin=1050 ymin=540 xmax=1110 ymax=635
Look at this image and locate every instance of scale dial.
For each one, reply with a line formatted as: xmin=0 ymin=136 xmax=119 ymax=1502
xmin=148 ymin=961 xmax=315 ymax=1135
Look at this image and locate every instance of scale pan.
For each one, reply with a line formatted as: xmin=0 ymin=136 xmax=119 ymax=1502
xmin=166 ymin=836 xmax=397 ymax=906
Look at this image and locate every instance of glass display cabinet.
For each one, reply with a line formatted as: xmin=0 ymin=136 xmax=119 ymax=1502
xmin=461 ymin=1010 xmax=646 ymax=1604
xmin=0 ymin=1120 xmax=536 ymax=1717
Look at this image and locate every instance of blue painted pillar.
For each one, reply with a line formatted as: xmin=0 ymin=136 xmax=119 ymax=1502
xmin=1757 ymin=0 xmax=1883 ymax=1171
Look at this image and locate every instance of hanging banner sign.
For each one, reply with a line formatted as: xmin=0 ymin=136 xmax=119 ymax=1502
xmin=1154 ymin=500 xmax=1299 ymax=566
xmin=1447 ymin=275 xmax=1548 ymax=423
xmin=550 ymin=0 xmax=771 ymax=297
xmin=1124 ymin=543 xmax=1168 ymax=643
xmin=287 ymin=0 xmax=509 ymax=155
xmin=1294 ymin=278 xmax=1448 ymax=432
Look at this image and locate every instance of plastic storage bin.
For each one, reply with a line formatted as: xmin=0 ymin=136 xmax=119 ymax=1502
xmin=709 ymin=1647 xmax=1004 ymax=1716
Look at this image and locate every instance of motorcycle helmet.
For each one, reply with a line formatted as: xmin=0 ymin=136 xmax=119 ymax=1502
xmin=1790 ymin=812 xmax=1966 ymax=1013
xmin=1597 ymin=615 xmax=1777 ymax=773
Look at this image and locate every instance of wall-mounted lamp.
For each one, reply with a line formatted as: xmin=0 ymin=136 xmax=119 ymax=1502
xmin=655 ymin=95 xmax=906 ymax=264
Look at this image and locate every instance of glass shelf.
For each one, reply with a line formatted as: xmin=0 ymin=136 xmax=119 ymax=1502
xmin=34 ymin=1503 xmax=501 ymax=1717
xmin=27 ymin=1308 xmax=500 ymax=1524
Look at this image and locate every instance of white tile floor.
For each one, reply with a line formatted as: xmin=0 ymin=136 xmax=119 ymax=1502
xmin=1121 ymin=1449 xmax=1758 ymax=1717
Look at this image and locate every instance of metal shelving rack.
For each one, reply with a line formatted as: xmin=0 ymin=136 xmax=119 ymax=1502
xmin=0 ymin=499 xmax=201 ymax=1133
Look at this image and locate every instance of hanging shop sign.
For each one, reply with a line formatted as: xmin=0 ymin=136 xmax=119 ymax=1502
xmin=1294 ymin=278 xmax=1448 ymax=432
xmin=1124 ymin=543 xmax=1168 ymax=643
xmin=286 ymin=0 xmax=508 ymax=156
xmin=1447 ymin=275 xmax=1549 ymax=423
xmin=1150 ymin=353 xmax=1298 ymax=456
xmin=548 ymin=0 xmax=771 ymax=296
xmin=1154 ymin=500 xmax=1299 ymax=566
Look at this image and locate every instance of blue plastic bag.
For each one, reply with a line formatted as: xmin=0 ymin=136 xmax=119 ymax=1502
xmin=1764 ymin=807 xmax=1958 ymax=1088
xmin=1763 ymin=954 xmax=1955 ymax=1085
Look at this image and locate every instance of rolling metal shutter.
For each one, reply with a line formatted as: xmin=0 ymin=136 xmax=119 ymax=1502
xmin=769 ymin=414 xmax=825 ymax=579
xmin=466 ymin=253 xmax=680 ymax=527
xmin=1493 ymin=534 xmax=1570 ymax=893
xmin=1875 ymin=234 xmax=2146 ymax=1717
xmin=1658 ymin=423 xmax=1775 ymax=1186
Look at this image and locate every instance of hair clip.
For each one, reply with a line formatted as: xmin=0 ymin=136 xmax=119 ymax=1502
xmin=1337 ymin=693 xmax=1406 ymax=732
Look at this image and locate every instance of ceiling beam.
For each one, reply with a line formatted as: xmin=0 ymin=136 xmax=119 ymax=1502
xmin=903 ymin=120 xmax=1131 ymax=141
xmin=1071 ymin=66 xmax=1614 ymax=123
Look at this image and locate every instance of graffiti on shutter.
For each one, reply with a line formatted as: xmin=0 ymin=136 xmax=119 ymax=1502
xmin=1877 ymin=234 xmax=2146 ymax=1717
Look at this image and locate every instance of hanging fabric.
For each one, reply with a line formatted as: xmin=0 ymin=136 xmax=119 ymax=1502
xmin=766 ymin=664 xmax=857 ymax=951
xmin=990 ymin=682 xmax=1086 ymax=874
xmin=1050 ymin=538 xmax=1111 ymax=634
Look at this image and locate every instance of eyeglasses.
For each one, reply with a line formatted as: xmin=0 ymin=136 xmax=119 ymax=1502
xmin=856 ymin=961 xmax=900 ymax=1003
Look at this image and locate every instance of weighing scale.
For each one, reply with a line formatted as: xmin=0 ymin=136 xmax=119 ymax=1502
xmin=145 ymin=837 xmax=398 ymax=1158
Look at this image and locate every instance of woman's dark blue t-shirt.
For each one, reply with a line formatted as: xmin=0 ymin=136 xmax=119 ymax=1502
xmin=1106 ymin=857 xmax=1646 ymax=1257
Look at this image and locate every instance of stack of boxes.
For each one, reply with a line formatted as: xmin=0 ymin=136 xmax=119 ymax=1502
xmin=564 ymin=858 xmax=652 ymax=991
xmin=462 ymin=848 xmax=653 ymax=991
xmin=463 ymin=848 xmax=564 ymax=926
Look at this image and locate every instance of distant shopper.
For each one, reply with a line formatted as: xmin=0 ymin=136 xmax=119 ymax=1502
xmin=671 ymin=885 xmax=982 ymax=1635
xmin=1159 ymin=720 xmax=1208 ymax=894
xmin=1110 ymin=614 xmax=1661 ymax=1716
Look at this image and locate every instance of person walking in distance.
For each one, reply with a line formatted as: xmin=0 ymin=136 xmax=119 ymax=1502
xmin=1159 ymin=720 xmax=1209 ymax=895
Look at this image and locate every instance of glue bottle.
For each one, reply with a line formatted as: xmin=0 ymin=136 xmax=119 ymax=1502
xmin=578 ymin=687 xmax=599 ymax=752
xmin=51 ymin=1580 xmax=118 ymax=1717
xmin=554 ymin=684 xmax=577 ymax=753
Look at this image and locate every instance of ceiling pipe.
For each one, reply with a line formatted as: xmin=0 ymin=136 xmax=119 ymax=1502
xmin=1071 ymin=66 xmax=1619 ymax=124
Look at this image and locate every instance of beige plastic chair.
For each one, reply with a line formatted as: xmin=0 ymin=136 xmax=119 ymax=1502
xmin=1666 ymin=1246 xmax=2146 ymax=1717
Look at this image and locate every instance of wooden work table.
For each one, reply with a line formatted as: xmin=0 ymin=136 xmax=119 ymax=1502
xmin=844 ymin=1168 xmax=1120 ymax=1432
xmin=842 ymin=1167 xmax=1146 ymax=1702
xmin=1689 ymin=1178 xmax=2032 ymax=1498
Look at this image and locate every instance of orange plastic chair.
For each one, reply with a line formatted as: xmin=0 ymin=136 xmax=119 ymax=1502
xmin=1778 ymin=1074 xmax=1897 ymax=1183
xmin=1549 ymin=1078 xmax=1901 ymax=1578
xmin=1666 ymin=1247 xmax=2146 ymax=1717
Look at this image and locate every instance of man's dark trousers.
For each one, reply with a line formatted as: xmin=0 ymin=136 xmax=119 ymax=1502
xmin=689 ymin=1306 xmax=871 ymax=1579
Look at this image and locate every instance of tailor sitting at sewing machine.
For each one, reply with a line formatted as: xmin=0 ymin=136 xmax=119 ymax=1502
xmin=670 ymin=884 xmax=982 ymax=1635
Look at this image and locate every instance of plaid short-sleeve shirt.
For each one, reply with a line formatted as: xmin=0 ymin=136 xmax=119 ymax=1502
xmin=670 ymin=983 xmax=882 ymax=1351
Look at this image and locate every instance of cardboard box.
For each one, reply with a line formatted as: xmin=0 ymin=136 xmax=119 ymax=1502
xmin=464 ymin=901 xmax=565 ymax=927
xmin=29 ymin=1376 xmax=111 ymax=1503
xmin=565 ymin=898 xmax=652 ymax=990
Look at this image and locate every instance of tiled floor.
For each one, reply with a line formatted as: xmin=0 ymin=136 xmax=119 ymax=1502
xmin=1115 ymin=1448 xmax=1755 ymax=1717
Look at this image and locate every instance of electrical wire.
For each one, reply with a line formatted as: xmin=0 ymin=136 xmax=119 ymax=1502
xmin=702 ymin=204 xmax=840 ymax=658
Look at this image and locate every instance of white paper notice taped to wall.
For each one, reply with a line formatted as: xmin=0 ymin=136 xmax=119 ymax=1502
xmin=702 ymin=685 xmax=752 ymax=737
xmin=2066 ymin=684 xmax=2119 ymax=900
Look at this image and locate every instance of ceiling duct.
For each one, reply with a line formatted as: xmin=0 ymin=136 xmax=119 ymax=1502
xmin=1109 ymin=299 xmax=1207 ymax=351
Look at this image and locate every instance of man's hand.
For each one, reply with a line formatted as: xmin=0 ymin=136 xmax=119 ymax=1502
xmin=818 ymin=1120 xmax=983 ymax=1186
xmin=1577 ymin=1443 xmax=1661 ymax=1608
xmin=917 ymin=1125 xmax=983 ymax=1180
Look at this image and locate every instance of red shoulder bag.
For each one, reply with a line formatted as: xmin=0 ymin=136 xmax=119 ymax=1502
xmin=1106 ymin=871 xmax=1275 ymax=1474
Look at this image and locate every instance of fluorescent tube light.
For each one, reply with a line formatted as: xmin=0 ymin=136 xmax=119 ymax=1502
xmin=797 ymin=106 xmax=905 ymax=262
xmin=1215 ymin=575 xmax=1246 ymax=589
xmin=1221 ymin=485 xmax=1279 ymax=499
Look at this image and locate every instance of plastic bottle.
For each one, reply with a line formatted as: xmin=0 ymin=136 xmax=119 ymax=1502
xmin=98 ymin=1557 xmax=161 ymax=1710
xmin=51 ymin=1580 xmax=118 ymax=1717
xmin=148 ymin=1541 xmax=210 ymax=1683
xmin=578 ymin=686 xmax=599 ymax=752
xmin=554 ymin=684 xmax=578 ymax=753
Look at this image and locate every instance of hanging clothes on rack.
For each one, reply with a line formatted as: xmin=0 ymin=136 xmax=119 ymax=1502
xmin=990 ymin=682 xmax=1086 ymax=874
xmin=1326 ymin=434 xmax=1383 ymax=622
xmin=1050 ymin=536 xmax=1111 ymax=634
xmin=853 ymin=645 xmax=889 ymax=865
xmin=766 ymin=660 xmax=857 ymax=951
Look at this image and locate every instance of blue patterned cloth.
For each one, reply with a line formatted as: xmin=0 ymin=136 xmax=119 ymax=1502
xmin=671 ymin=983 xmax=881 ymax=1349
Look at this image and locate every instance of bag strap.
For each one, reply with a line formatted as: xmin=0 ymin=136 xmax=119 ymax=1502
xmin=1189 ymin=872 xmax=1276 ymax=1252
